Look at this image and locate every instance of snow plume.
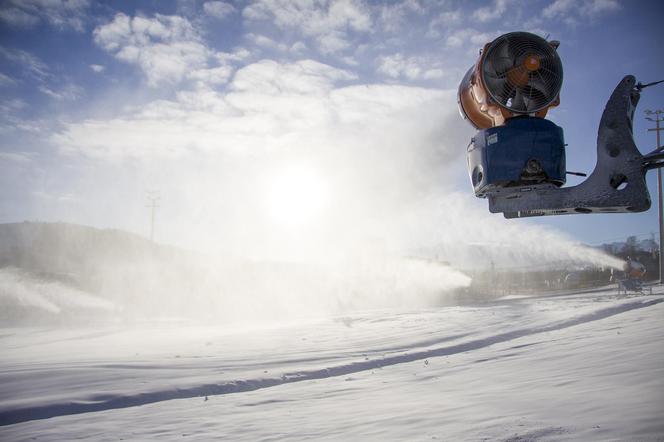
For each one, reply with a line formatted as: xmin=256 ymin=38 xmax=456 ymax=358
xmin=332 ymin=256 xmax=473 ymax=311
xmin=395 ymin=194 xmax=627 ymax=271
xmin=201 ymin=256 xmax=472 ymax=322
xmin=0 ymin=268 xmax=116 ymax=319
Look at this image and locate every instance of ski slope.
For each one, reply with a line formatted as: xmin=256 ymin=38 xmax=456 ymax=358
xmin=1 ymin=287 xmax=663 ymax=441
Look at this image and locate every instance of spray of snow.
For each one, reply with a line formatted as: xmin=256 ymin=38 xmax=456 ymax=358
xmin=0 ymin=268 xmax=116 ymax=315
xmin=394 ymin=193 xmax=627 ymax=271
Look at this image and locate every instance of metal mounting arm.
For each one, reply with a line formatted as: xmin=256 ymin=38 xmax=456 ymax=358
xmin=489 ymin=75 xmax=653 ymax=218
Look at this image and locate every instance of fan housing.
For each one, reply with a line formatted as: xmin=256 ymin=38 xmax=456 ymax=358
xmin=458 ymin=32 xmax=563 ymax=129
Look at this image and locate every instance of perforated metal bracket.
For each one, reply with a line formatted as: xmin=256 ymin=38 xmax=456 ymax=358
xmin=487 ymin=75 xmax=652 ymax=218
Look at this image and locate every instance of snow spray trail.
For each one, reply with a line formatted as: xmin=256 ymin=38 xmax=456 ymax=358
xmin=0 ymin=268 xmax=116 ymax=314
xmin=399 ymin=194 xmax=627 ymax=271
xmin=1 ymin=297 xmax=661 ymax=426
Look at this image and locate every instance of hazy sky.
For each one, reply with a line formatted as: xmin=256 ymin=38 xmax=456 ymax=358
xmin=0 ymin=0 xmax=663 ymax=258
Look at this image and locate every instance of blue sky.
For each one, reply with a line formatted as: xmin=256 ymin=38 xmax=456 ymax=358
xmin=0 ymin=0 xmax=662 ymax=261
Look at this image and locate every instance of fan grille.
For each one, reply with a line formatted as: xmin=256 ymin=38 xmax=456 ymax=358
xmin=481 ymin=32 xmax=563 ymax=114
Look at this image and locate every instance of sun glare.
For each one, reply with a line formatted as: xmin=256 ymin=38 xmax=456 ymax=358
xmin=266 ymin=163 xmax=330 ymax=230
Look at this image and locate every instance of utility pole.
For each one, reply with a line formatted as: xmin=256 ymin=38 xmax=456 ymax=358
xmin=645 ymin=109 xmax=664 ymax=283
xmin=145 ymin=190 xmax=160 ymax=242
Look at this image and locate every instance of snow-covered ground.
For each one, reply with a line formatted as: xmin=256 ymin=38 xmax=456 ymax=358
xmin=1 ymin=287 xmax=663 ymax=441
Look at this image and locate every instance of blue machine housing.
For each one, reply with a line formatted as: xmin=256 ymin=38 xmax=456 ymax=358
xmin=467 ymin=116 xmax=566 ymax=197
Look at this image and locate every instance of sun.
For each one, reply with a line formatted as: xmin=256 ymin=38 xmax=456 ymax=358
xmin=266 ymin=163 xmax=330 ymax=230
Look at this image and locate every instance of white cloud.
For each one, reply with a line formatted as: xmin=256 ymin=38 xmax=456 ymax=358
xmin=243 ymin=0 xmax=372 ymax=32
xmin=0 ymin=98 xmax=44 ymax=135
xmin=243 ymin=0 xmax=372 ymax=54
xmin=203 ymin=1 xmax=236 ymax=20
xmin=421 ymin=69 xmax=444 ymax=80
xmin=89 ymin=64 xmax=105 ymax=73
xmin=94 ymin=13 xmax=200 ymax=52
xmin=445 ymin=29 xmax=503 ymax=50
xmin=377 ymin=55 xmax=410 ymax=78
xmin=376 ymin=0 xmax=425 ymax=33
xmin=0 ymin=46 xmax=81 ymax=105
xmin=0 ymin=0 xmax=90 ymax=31
xmin=0 ymin=7 xmax=40 ymax=27
xmin=246 ymin=33 xmax=289 ymax=52
xmin=188 ymin=65 xmax=234 ymax=85
xmin=445 ymin=29 xmax=473 ymax=48
xmin=581 ymin=0 xmax=621 ymax=16
xmin=0 ymin=72 xmax=16 ymax=86
xmin=425 ymin=9 xmax=462 ymax=39
xmin=0 ymin=99 xmax=29 ymax=130
xmin=376 ymin=54 xmax=444 ymax=81
xmin=4 ymin=98 xmax=27 ymax=110
xmin=431 ymin=9 xmax=462 ymax=27
xmin=51 ymin=59 xmax=452 ymax=164
xmin=291 ymin=41 xmax=308 ymax=54
xmin=93 ymin=13 xmax=233 ymax=87
xmin=0 ymin=46 xmax=49 ymax=80
xmin=316 ymin=31 xmax=352 ymax=54
xmin=0 ymin=151 xmax=33 ymax=164
xmin=471 ymin=0 xmax=510 ymax=23
xmin=338 ymin=55 xmax=358 ymax=66
xmin=215 ymin=48 xmax=252 ymax=64
xmin=543 ymin=0 xmax=621 ymax=23
xmin=230 ymin=59 xmax=355 ymax=96
xmin=38 ymin=84 xmax=83 ymax=101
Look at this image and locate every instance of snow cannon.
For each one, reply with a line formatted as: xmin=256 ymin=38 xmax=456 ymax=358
xmin=623 ymin=259 xmax=646 ymax=279
xmin=458 ymin=31 xmax=661 ymax=219
xmin=458 ymin=32 xmax=565 ymax=198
